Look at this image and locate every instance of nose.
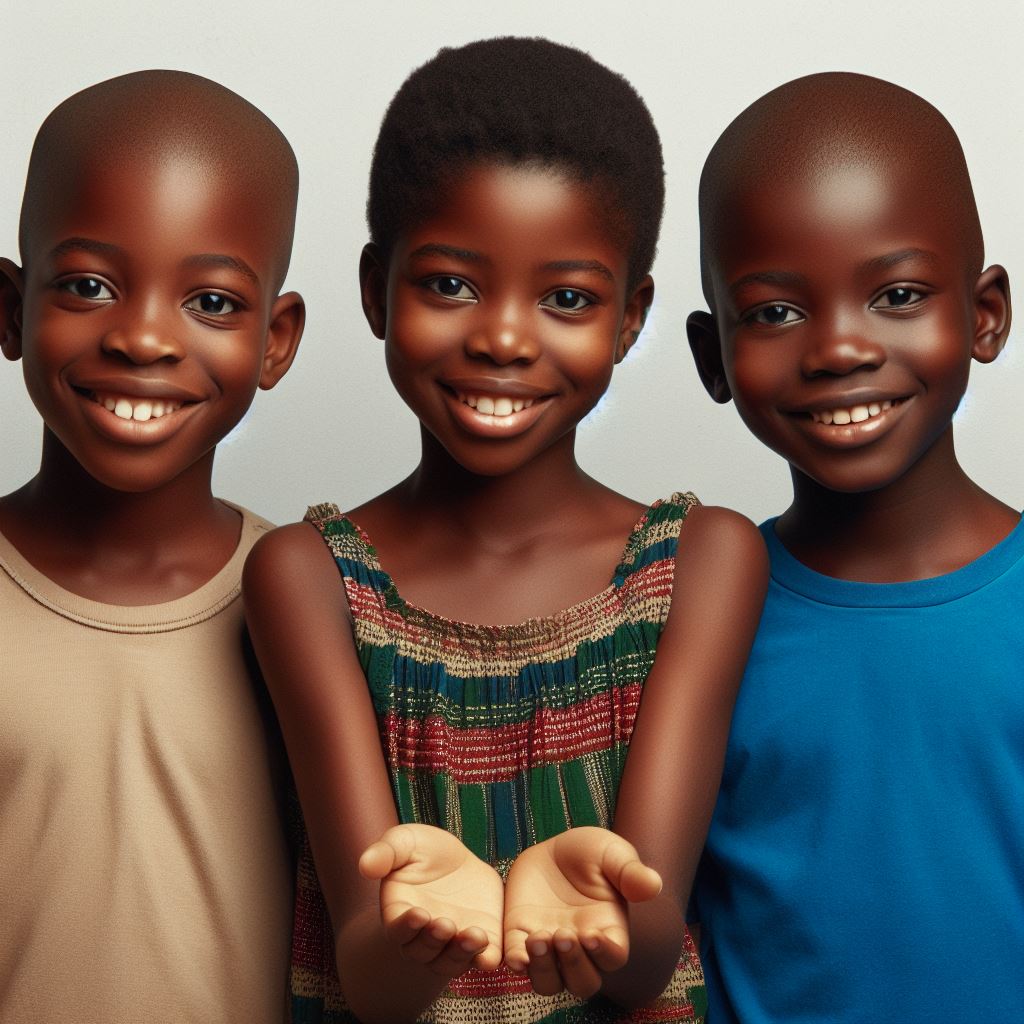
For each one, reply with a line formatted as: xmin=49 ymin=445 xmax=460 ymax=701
xmin=463 ymin=297 xmax=541 ymax=365
xmin=800 ymin=313 xmax=886 ymax=378
xmin=100 ymin=297 xmax=185 ymax=365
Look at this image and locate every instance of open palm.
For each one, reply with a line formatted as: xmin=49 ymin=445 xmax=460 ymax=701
xmin=503 ymin=827 xmax=661 ymax=996
xmin=360 ymin=823 xmax=504 ymax=975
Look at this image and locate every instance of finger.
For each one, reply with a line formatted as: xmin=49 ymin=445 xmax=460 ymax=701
xmin=601 ymin=838 xmax=662 ymax=903
xmin=381 ymin=902 xmax=432 ymax=943
xmin=580 ymin=926 xmax=629 ymax=973
xmin=525 ymin=932 xmax=565 ymax=997
xmin=503 ymin=928 xmax=531 ymax=974
xmin=424 ymin=927 xmax=491 ymax=978
xmin=359 ymin=825 xmax=418 ymax=880
xmin=552 ymin=929 xmax=602 ymax=1000
xmin=400 ymin=916 xmax=459 ymax=965
xmin=470 ymin=928 xmax=503 ymax=973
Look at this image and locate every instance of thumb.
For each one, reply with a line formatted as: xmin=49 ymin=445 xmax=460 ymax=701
xmin=601 ymin=837 xmax=662 ymax=904
xmin=358 ymin=824 xmax=418 ymax=880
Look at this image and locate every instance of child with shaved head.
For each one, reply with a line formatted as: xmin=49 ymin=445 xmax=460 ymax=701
xmin=687 ymin=72 xmax=1021 ymax=1022
xmin=0 ymin=71 xmax=304 ymax=1021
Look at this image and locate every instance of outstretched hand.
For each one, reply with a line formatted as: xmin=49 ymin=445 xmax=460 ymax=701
xmin=503 ymin=827 xmax=662 ymax=999
xmin=360 ymin=823 xmax=504 ymax=977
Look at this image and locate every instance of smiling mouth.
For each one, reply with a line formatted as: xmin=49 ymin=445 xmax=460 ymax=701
xmin=452 ymin=389 xmax=543 ymax=419
xmin=804 ymin=398 xmax=906 ymax=426
xmin=77 ymin=388 xmax=192 ymax=423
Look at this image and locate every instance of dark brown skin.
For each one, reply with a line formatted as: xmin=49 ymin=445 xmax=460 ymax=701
xmin=688 ymin=73 xmax=1015 ymax=583
xmin=244 ymin=162 xmax=767 ymax=1021
xmin=0 ymin=72 xmax=304 ymax=603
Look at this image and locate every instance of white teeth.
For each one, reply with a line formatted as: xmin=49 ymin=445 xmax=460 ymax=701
xmin=93 ymin=392 xmax=184 ymax=421
xmin=811 ymin=399 xmax=899 ymax=426
xmin=455 ymin=391 xmax=539 ymax=417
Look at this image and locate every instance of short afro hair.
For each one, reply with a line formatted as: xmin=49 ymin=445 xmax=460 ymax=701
xmin=368 ymin=37 xmax=664 ymax=288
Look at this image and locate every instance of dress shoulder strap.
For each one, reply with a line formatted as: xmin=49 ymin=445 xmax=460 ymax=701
xmin=612 ymin=491 xmax=699 ymax=587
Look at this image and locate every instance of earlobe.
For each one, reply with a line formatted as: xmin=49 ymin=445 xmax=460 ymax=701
xmin=359 ymin=243 xmax=388 ymax=340
xmin=258 ymin=291 xmax=305 ymax=390
xmin=971 ymin=264 xmax=1011 ymax=364
xmin=686 ymin=310 xmax=732 ymax=404
xmin=616 ymin=275 xmax=655 ymax=363
xmin=0 ymin=257 xmax=25 ymax=362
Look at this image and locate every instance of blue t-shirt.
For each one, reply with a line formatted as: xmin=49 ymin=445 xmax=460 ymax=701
xmin=692 ymin=517 xmax=1024 ymax=1023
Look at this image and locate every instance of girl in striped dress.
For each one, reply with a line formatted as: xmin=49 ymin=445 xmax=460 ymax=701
xmin=244 ymin=37 xmax=766 ymax=1024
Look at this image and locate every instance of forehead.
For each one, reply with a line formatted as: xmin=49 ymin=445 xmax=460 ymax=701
xmin=404 ymin=162 xmax=628 ymax=265
xmin=23 ymin=148 xmax=287 ymax=281
xmin=709 ymin=157 xmax=968 ymax=284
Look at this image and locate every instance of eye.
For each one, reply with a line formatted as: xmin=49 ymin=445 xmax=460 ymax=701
xmin=60 ymin=277 xmax=113 ymax=301
xmin=747 ymin=303 xmax=802 ymax=327
xmin=184 ymin=293 xmax=238 ymax=316
xmin=540 ymin=288 xmax=593 ymax=313
xmin=871 ymin=287 xmax=925 ymax=309
xmin=426 ymin=276 xmax=475 ymax=301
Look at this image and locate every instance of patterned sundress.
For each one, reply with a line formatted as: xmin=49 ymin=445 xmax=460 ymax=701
xmin=290 ymin=492 xmax=707 ymax=1024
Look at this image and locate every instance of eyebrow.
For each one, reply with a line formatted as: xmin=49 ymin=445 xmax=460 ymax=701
xmin=48 ymin=237 xmax=124 ymax=260
xmin=860 ymin=248 xmax=940 ymax=273
xmin=728 ymin=269 xmax=808 ymax=298
xmin=183 ymin=253 xmax=260 ymax=287
xmin=542 ymin=259 xmax=614 ymax=281
xmin=408 ymin=243 xmax=485 ymax=264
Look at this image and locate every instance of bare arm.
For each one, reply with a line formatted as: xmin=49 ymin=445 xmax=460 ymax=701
xmin=603 ymin=505 xmax=767 ymax=1007
xmin=504 ymin=506 xmax=767 ymax=1007
xmin=243 ymin=524 xmax=500 ymax=1024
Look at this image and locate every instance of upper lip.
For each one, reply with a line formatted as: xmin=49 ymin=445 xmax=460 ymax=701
xmin=783 ymin=388 xmax=911 ymax=415
xmin=71 ymin=377 xmax=205 ymax=403
xmin=441 ymin=376 xmax=552 ymax=399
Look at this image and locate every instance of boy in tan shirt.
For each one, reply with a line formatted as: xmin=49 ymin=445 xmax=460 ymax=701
xmin=0 ymin=70 xmax=304 ymax=1022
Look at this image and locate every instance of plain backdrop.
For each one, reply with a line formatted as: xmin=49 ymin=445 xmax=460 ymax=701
xmin=2 ymin=0 xmax=1021 ymax=526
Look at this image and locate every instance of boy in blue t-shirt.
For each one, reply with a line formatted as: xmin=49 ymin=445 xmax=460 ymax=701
xmin=686 ymin=72 xmax=1022 ymax=1022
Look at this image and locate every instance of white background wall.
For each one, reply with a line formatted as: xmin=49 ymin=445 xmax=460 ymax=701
xmin=3 ymin=0 xmax=1021 ymax=526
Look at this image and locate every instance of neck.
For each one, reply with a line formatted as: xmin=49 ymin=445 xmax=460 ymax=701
xmin=776 ymin=429 xmax=1018 ymax=581
xmin=0 ymin=430 xmax=239 ymax=600
xmin=402 ymin=428 xmax=600 ymax=549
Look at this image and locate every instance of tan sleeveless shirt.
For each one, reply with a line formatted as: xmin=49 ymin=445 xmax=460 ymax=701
xmin=0 ymin=504 xmax=292 ymax=1023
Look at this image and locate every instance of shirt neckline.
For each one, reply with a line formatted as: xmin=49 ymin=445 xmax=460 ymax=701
xmin=0 ymin=500 xmax=263 ymax=633
xmin=762 ymin=513 xmax=1024 ymax=608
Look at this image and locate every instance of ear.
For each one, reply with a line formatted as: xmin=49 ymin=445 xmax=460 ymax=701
xmin=971 ymin=264 xmax=1011 ymax=364
xmin=686 ymin=310 xmax=732 ymax=404
xmin=258 ymin=290 xmax=305 ymax=390
xmin=615 ymin=274 xmax=655 ymax=363
xmin=359 ymin=242 xmax=388 ymax=340
xmin=0 ymin=258 xmax=25 ymax=362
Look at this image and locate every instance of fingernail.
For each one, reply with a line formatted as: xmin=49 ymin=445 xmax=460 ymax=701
xmin=531 ymin=941 xmax=548 ymax=956
xmin=555 ymin=938 xmax=573 ymax=952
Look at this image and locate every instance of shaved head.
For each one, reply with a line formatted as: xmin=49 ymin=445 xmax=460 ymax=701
xmin=19 ymin=70 xmax=298 ymax=284
xmin=698 ymin=72 xmax=983 ymax=305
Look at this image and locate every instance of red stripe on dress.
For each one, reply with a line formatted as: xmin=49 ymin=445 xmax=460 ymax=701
xmin=382 ymin=684 xmax=642 ymax=782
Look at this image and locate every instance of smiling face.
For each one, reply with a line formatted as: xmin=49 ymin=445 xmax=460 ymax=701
xmin=3 ymin=148 xmax=301 ymax=493
xmin=692 ymin=157 xmax=1008 ymax=495
xmin=364 ymin=162 xmax=651 ymax=477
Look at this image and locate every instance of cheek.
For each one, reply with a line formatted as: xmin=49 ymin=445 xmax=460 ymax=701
xmin=726 ymin=339 xmax=783 ymax=413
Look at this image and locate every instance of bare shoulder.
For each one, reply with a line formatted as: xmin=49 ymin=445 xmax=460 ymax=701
xmin=243 ymin=519 xmax=351 ymax=633
xmin=676 ymin=503 xmax=769 ymax=585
